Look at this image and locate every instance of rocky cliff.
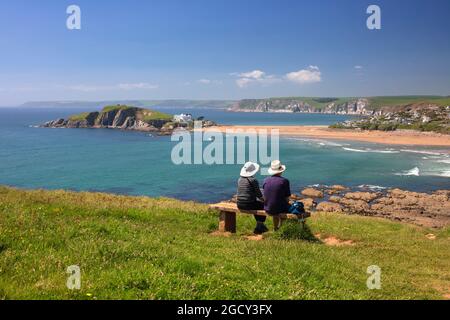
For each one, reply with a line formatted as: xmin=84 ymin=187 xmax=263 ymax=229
xmin=229 ymin=98 xmax=372 ymax=115
xmin=41 ymin=105 xmax=216 ymax=135
xmin=229 ymin=96 xmax=450 ymax=116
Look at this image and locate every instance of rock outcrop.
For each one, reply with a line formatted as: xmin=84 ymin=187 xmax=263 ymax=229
xmin=42 ymin=105 xmax=216 ymax=135
xmin=292 ymin=186 xmax=450 ymax=228
xmin=301 ymin=188 xmax=324 ymax=198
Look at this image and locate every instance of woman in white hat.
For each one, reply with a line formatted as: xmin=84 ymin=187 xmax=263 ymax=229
xmin=236 ymin=162 xmax=268 ymax=234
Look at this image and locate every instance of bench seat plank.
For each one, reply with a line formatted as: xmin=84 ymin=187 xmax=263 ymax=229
xmin=210 ymin=202 xmax=310 ymax=233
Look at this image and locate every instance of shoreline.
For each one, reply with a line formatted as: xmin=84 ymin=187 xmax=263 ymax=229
xmin=1 ymin=185 xmax=449 ymax=228
xmin=203 ymin=125 xmax=450 ymax=147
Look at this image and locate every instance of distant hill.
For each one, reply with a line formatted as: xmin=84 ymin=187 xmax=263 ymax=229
xmin=20 ymin=100 xmax=236 ymax=109
xmin=230 ymin=96 xmax=450 ymax=115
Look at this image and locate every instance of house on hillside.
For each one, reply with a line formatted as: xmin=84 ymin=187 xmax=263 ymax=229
xmin=173 ymin=113 xmax=193 ymax=123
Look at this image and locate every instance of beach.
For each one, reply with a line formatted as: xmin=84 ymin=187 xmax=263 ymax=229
xmin=203 ymin=125 xmax=450 ymax=147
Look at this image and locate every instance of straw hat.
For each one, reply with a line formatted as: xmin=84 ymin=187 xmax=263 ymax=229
xmin=267 ymin=160 xmax=286 ymax=175
xmin=240 ymin=162 xmax=260 ymax=177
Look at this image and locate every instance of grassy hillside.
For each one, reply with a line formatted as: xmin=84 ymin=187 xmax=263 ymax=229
xmin=68 ymin=105 xmax=173 ymax=123
xmin=0 ymin=186 xmax=449 ymax=300
xmin=21 ymin=100 xmax=236 ymax=109
xmin=367 ymin=96 xmax=450 ymax=110
xmin=236 ymin=97 xmax=356 ymax=110
xmin=235 ymin=96 xmax=450 ymax=111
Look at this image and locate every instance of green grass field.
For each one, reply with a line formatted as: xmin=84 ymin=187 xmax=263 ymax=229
xmin=0 ymin=186 xmax=449 ymax=300
xmin=367 ymin=96 xmax=450 ymax=109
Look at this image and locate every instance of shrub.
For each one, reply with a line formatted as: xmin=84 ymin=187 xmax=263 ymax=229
xmin=273 ymin=220 xmax=317 ymax=241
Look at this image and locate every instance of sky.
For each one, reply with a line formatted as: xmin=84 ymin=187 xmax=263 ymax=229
xmin=0 ymin=0 xmax=449 ymax=105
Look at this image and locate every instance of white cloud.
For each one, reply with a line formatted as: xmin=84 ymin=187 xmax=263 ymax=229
xmin=198 ymin=79 xmax=212 ymax=84
xmin=235 ymin=70 xmax=281 ymax=88
xmin=236 ymin=78 xmax=253 ymax=88
xmin=197 ymin=79 xmax=222 ymax=85
xmin=285 ymin=66 xmax=322 ymax=84
xmin=354 ymin=65 xmax=363 ymax=69
xmin=238 ymin=70 xmax=265 ymax=80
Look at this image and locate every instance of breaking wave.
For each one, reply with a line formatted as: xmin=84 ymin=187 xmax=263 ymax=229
xmin=342 ymin=147 xmax=400 ymax=154
xmin=358 ymin=184 xmax=387 ymax=191
xmin=400 ymin=149 xmax=448 ymax=156
xmin=395 ymin=167 xmax=420 ymax=176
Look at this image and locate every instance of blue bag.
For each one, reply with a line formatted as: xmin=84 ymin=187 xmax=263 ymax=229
xmin=288 ymin=201 xmax=306 ymax=215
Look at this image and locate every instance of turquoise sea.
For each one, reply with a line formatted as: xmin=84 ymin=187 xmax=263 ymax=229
xmin=0 ymin=107 xmax=449 ymax=203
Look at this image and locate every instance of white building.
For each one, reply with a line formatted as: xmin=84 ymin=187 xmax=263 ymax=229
xmin=173 ymin=113 xmax=193 ymax=123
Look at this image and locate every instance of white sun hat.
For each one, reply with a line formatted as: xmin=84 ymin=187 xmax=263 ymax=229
xmin=267 ymin=160 xmax=286 ymax=175
xmin=240 ymin=162 xmax=260 ymax=178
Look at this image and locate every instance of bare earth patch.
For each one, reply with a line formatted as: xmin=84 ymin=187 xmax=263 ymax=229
xmin=426 ymin=233 xmax=437 ymax=240
xmin=244 ymin=234 xmax=264 ymax=241
xmin=432 ymin=283 xmax=450 ymax=300
xmin=315 ymin=233 xmax=355 ymax=246
xmin=210 ymin=231 xmax=232 ymax=238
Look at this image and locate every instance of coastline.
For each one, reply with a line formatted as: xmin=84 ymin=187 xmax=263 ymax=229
xmin=203 ymin=125 xmax=450 ymax=147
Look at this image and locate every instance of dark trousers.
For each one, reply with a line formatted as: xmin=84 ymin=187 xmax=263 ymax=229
xmin=237 ymin=201 xmax=266 ymax=223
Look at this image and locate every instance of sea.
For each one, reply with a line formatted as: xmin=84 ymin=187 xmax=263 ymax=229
xmin=0 ymin=106 xmax=449 ymax=203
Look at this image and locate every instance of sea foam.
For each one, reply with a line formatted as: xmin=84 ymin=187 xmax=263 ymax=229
xmin=343 ymin=147 xmax=400 ymax=154
xmin=395 ymin=167 xmax=420 ymax=176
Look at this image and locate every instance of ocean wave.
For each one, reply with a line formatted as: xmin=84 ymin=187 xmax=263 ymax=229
xmin=400 ymin=149 xmax=448 ymax=156
xmin=436 ymin=159 xmax=450 ymax=164
xmin=421 ymin=170 xmax=450 ymax=178
xmin=287 ymin=137 xmax=345 ymax=147
xmin=342 ymin=147 xmax=369 ymax=153
xmin=342 ymin=147 xmax=400 ymax=154
xmin=395 ymin=167 xmax=420 ymax=176
xmin=358 ymin=184 xmax=387 ymax=190
xmin=309 ymin=184 xmax=329 ymax=188
xmin=439 ymin=171 xmax=450 ymax=178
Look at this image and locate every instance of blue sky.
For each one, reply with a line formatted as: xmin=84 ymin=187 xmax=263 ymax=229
xmin=0 ymin=0 xmax=449 ymax=105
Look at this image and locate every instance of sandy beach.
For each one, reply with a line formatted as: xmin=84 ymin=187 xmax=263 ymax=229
xmin=203 ymin=125 xmax=450 ymax=147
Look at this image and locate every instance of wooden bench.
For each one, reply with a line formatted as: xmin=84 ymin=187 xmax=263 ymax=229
xmin=209 ymin=201 xmax=311 ymax=233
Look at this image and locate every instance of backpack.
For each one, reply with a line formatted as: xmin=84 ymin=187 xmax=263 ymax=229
xmin=288 ymin=201 xmax=306 ymax=215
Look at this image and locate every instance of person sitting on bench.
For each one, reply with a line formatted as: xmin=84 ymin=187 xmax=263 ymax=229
xmin=236 ymin=162 xmax=268 ymax=234
xmin=263 ymin=160 xmax=292 ymax=229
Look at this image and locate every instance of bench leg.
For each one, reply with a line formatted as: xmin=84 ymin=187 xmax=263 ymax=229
xmin=219 ymin=211 xmax=236 ymax=233
xmin=273 ymin=216 xmax=286 ymax=231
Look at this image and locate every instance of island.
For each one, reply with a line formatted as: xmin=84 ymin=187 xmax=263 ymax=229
xmin=41 ymin=105 xmax=217 ymax=135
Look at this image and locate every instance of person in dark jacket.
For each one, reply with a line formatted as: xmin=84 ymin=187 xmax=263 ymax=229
xmin=236 ymin=162 xmax=268 ymax=234
xmin=263 ymin=160 xmax=291 ymax=230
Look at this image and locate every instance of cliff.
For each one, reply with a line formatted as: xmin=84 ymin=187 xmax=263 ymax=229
xmin=230 ymin=96 xmax=450 ymax=116
xmin=41 ymin=105 xmax=216 ymax=135
xmin=42 ymin=105 xmax=173 ymax=133
xmin=230 ymin=97 xmax=368 ymax=115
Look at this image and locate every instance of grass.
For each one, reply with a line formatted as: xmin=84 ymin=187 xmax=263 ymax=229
xmin=101 ymin=105 xmax=135 ymax=113
xmin=68 ymin=112 xmax=91 ymax=121
xmin=0 ymin=186 xmax=449 ymax=300
xmin=367 ymin=96 xmax=450 ymax=109
xmin=67 ymin=106 xmax=173 ymax=124
xmin=237 ymin=96 xmax=450 ymax=111
xmin=141 ymin=110 xmax=173 ymax=122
